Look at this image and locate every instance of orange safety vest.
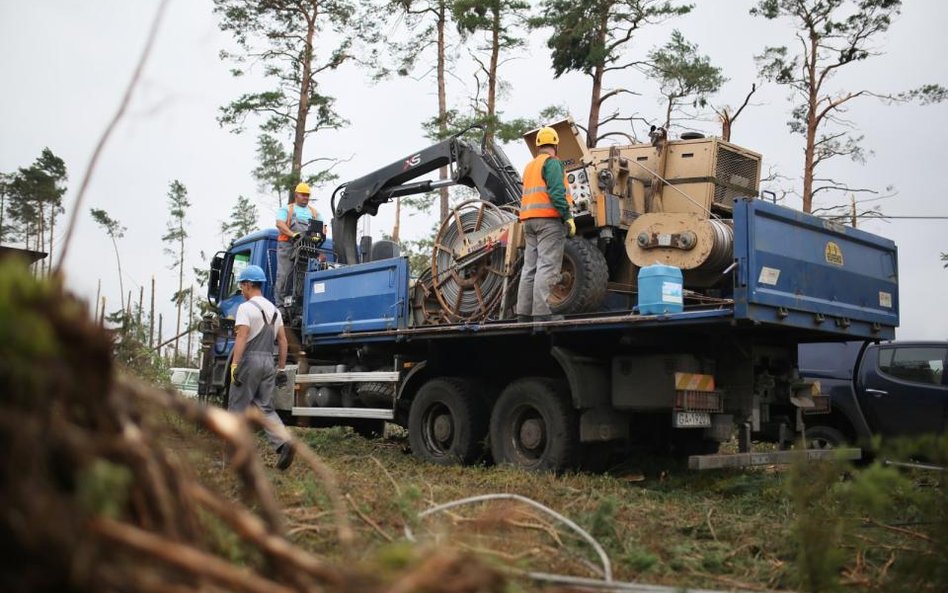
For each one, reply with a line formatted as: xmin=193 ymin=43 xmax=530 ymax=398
xmin=277 ymin=203 xmax=320 ymax=242
xmin=519 ymin=153 xmax=574 ymax=221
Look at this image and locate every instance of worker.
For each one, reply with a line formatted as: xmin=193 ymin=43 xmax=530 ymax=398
xmin=515 ymin=126 xmax=575 ymax=323
xmin=275 ymin=182 xmax=322 ymax=305
xmin=229 ymin=264 xmax=294 ymax=470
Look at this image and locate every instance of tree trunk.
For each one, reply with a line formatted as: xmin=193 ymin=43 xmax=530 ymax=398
xmin=437 ymin=1 xmax=449 ymax=222
xmin=291 ymin=9 xmax=317 ymax=200
xmin=95 ymin=279 xmax=101 ymax=320
xmin=484 ymin=5 xmax=500 ymax=146
xmin=720 ymin=109 xmax=732 ymax=142
xmin=586 ymin=64 xmax=605 ymax=148
xmin=801 ymin=30 xmax=819 ymax=214
xmin=393 ymin=197 xmax=401 ymax=242
xmin=158 ymin=314 xmax=163 ymax=362
xmin=48 ymin=208 xmax=55 ymax=272
xmin=150 ymin=276 xmax=155 ymax=348
xmin=186 ymin=287 xmax=193 ymax=365
xmin=174 ymin=231 xmax=184 ymax=363
xmin=0 ymin=187 xmax=5 ymax=243
xmin=112 ymin=237 xmax=125 ymax=313
xmin=585 ymin=15 xmax=608 ymax=148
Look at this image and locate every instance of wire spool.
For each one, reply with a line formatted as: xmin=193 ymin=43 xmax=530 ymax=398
xmin=625 ymin=212 xmax=734 ymax=277
xmin=411 ymin=267 xmax=446 ymax=325
xmin=431 ymin=200 xmax=518 ymax=322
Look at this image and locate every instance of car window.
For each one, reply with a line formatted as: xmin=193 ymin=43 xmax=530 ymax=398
xmin=878 ymin=346 xmax=947 ymax=386
xmin=171 ymin=370 xmax=188 ymax=386
xmin=184 ymin=372 xmax=199 ymax=389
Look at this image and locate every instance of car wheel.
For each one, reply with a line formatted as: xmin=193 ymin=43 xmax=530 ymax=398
xmin=804 ymin=425 xmax=847 ymax=449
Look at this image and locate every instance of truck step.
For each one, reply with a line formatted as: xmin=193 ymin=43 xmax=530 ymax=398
xmin=295 ymin=371 xmax=400 ymax=384
xmin=291 ymin=407 xmax=395 ymax=420
xmin=689 ymin=448 xmax=861 ymax=470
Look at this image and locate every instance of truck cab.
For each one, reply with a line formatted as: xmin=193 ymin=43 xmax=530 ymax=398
xmin=199 ymin=228 xmax=336 ymax=401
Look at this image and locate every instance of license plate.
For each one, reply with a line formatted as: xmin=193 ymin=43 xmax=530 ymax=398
xmin=674 ymin=411 xmax=711 ymax=428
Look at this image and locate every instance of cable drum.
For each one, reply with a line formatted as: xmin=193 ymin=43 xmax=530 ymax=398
xmin=431 ymin=200 xmax=518 ymax=322
xmin=704 ymin=219 xmax=734 ymax=272
xmin=625 ymin=212 xmax=735 ymax=278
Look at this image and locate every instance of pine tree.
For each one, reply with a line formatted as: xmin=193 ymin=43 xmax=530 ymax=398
xmin=89 ymin=208 xmax=127 ymax=313
xmin=161 ymin=180 xmax=190 ymax=364
xmin=752 ymin=0 xmax=947 ymax=212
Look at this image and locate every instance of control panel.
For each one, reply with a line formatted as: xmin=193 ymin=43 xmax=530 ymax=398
xmin=566 ymin=167 xmax=593 ymax=215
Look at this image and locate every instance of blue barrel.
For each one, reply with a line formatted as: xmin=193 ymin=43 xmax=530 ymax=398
xmin=637 ymin=264 xmax=684 ymax=315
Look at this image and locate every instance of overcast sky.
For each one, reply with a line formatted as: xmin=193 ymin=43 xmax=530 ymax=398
xmin=1 ymin=0 xmax=946 ymax=344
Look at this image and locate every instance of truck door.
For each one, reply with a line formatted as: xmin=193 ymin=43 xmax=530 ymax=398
xmin=859 ymin=344 xmax=948 ymax=437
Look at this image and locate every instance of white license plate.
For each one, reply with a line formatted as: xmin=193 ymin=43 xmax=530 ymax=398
xmin=674 ymin=411 xmax=711 ymax=428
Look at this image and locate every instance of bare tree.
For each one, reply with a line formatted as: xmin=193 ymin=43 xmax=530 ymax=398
xmin=752 ymin=0 xmax=947 ymax=212
xmin=89 ymin=208 xmax=127 ymax=313
xmin=162 ymin=180 xmax=190 ymax=364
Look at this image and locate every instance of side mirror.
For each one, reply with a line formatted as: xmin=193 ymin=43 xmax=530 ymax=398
xmin=208 ymin=253 xmax=224 ymax=305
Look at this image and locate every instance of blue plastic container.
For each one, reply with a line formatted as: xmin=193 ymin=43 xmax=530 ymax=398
xmin=637 ymin=264 xmax=684 ymax=315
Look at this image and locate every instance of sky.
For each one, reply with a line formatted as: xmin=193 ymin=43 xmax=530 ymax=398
xmin=1 ymin=0 xmax=946 ymax=346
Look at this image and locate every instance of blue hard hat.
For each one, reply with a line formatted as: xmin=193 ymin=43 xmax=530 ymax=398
xmin=237 ymin=264 xmax=267 ymax=283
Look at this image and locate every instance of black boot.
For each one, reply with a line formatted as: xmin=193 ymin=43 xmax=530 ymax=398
xmin=276 ymin=442 xmax=295 ymax=470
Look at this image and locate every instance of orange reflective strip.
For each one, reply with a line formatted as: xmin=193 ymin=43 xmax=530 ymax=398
xmin=674 ymin=372 xmax=716 ymax=392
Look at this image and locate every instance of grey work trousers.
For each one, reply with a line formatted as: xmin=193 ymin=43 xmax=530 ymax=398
xmin=228 ymin=351 xmax=290 ymax=451
xmin=275 ymin=242 xmax=293 ymax=305
xmin=516 ymin=217 xmax=566 ymax=317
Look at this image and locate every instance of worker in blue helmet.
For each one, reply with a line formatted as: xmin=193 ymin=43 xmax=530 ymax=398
xmin=229 ymin=264 xmax=294 ymax=470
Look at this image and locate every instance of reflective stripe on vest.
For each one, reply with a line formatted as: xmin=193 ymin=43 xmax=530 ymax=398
xmin=277 ymin=203 xmax=319 ymax=242
xmin=519 ymin=154 xmax=573 ymax=221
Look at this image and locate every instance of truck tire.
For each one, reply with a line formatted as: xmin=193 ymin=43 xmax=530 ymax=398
xmin=490 ymin=377 xmax=577 ymax=472
xmin=408 ymin=377 xmax=488 ymax=465
xmin=550 ymin=237 xmax=608 ymax=315
xmin=804 ymin=425 xmax=847 ymax=449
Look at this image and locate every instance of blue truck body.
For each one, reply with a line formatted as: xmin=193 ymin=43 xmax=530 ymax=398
xmin=199 ymin=198 xmax=899 ymax=471
xmin=299 ymin=199 xmax=897 ymax=345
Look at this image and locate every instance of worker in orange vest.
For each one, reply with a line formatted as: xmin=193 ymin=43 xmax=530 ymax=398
xmin=516 ymin=126 xmax=575 ymax=323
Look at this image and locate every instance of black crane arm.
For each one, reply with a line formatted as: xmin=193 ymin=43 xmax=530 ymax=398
xmin=330 ymin=135 xmax=523 ymax=265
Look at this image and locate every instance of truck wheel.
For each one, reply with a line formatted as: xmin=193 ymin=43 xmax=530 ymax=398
xmin=804 ymin=425 xmax=846 ymax=449
xmin=490 ymin=377 xmax=577 ymax=472
xmin=550 ymin=237 xmax=608 ymax=315
xmin=408 ymin=378 xmax=488 ymax=465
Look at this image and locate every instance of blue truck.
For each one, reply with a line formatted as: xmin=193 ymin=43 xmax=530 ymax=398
xmin=199 ymin=123 xmax=899 ymax=471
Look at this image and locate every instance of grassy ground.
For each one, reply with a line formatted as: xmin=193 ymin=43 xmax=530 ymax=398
xmin=163 ymin=420 xmax=944 ymax=593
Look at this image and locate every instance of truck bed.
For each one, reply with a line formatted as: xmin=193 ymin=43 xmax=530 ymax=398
xmin=300 ymin=199 xmax=898 ymax=347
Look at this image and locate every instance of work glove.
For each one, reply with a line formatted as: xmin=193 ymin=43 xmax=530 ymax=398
xmin=291 ymin=232 xmax=302 ymax=243
xmin=275 ymin=369 xmax=288 ymax=389
xmin=230 ymin=363 xmax=242 ymax=387
xmin=565 ymin=218 xmax=576 ymax=238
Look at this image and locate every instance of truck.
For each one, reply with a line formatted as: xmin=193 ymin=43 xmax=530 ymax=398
xmin=198 ymin=119 xmax=900 ymax=472
xmin=797 ymin=341 xmax=947 ymax=449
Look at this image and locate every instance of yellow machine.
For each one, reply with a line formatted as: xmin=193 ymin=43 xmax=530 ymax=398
xmin=524 ymin=118 xmax=761 ymax=291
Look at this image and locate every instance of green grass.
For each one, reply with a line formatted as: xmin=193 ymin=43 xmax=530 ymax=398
xmin=168 ymin=422 xmax=946 ymax=592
